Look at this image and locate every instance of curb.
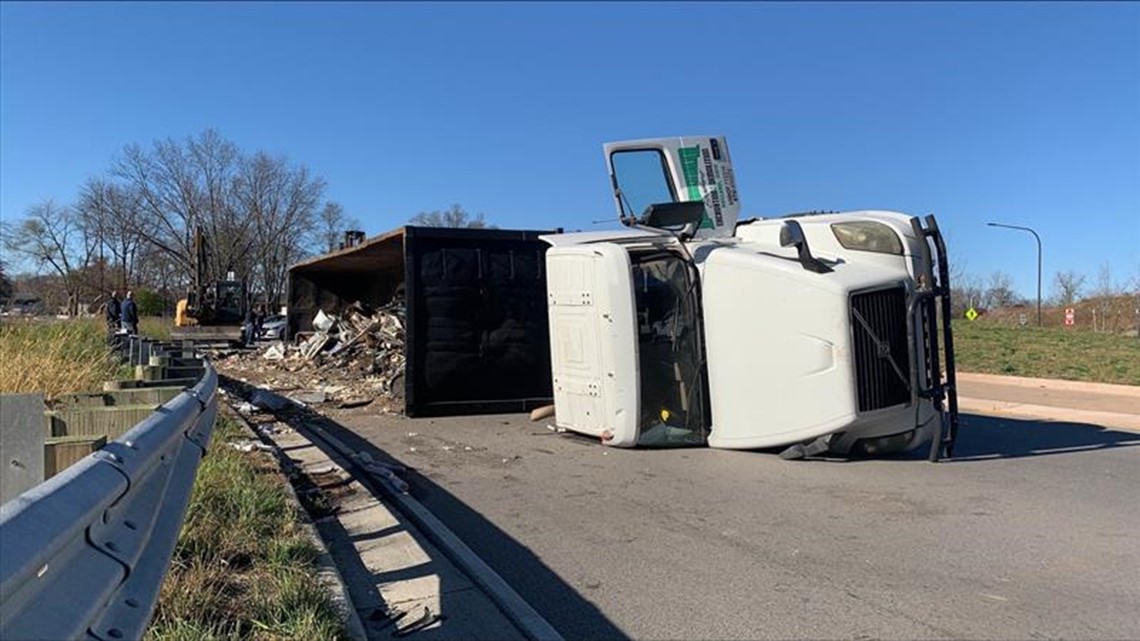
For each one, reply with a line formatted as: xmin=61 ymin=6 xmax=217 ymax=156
xmin=957 ymin=372 xmax=1140 ymax=397
xmin=958 ymin=396 xmax=1140 ymax=433
xmin=296 ymin=414 xmax=564 ymax=641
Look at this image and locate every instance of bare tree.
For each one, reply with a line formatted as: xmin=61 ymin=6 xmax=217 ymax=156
xmin=409 ymin=204 xmax=491 ymax=228
xmin=951 ymin=272 xmax=984 ymax=318
xmin=1 ymin=200 xmax=96 ymax=315
xmin=134 ymin=245 xmax=186 ymax=306
xmin=111 ymin=129 xmax=246 ymax=282
xmin=0 ymin=260 xmax=13 ymax=303
xmin=1130 ymin=263 xmax=1140 ymax=337
xmin=76 ymin=178 xmax=152 ymax=293
xmin=984 ymin=271 xmax=1018 ymax=309
xmin=1052 ymin=270 xmax=1086 ymax=306
xmin=1091 ymin=263 xmax=1121 ymax=332
xmin=6 ymin=129 xmax=332 ymax=313
xmin=110 ymin=129 xmax=326 ymax=305
xmin=315 ymin=201 xmax=362 ymax=253
xmin=235 ymin=151 xmax=326 ymax=306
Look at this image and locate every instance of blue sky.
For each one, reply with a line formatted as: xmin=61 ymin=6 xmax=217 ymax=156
xmin=2 ymin=2 xmax=1137 ymax=298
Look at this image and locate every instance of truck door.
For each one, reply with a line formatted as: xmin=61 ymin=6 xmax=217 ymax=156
xmin=604 ymin=136 xmax=742 ymax=239
xmin=546 ymin=244 xmax=640 ymax=446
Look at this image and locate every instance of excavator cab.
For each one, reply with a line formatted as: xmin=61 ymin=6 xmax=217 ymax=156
xmin=211 ymin=280 xmax=246 ymax=325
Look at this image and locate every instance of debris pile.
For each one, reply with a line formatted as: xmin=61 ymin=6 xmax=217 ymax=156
xmin=223 ymin=298 xmax=407 ymax=412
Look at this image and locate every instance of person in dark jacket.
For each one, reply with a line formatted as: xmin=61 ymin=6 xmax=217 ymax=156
xmin=105 ymin=291 xmax=121 ymax=343
xmin=120 ymin=290 xmax=139 ymax=335
xmin=254 ymin=304 xmax=266 ymax=339
xmin=242 ymin=306 xmax=258 ymax=347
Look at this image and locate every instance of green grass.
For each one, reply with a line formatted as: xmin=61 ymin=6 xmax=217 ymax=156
xmin=952 ymin=320 xmax=1140 ymax=385
xmin=147 ymin=416 xmax=349 ymax=641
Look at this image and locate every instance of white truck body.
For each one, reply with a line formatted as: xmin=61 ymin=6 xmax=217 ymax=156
xmin=543 ymin=136 xmax=958 ymax=458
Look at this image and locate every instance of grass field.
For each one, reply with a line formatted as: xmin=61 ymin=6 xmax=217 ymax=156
xmin=147 ymin=415 xmax=348 ymax=641
xmin=140 ymin=316 xmax=173 ymax=340
xmin=0 ymin=317 xmax=122 ymax=398
xmin=952 ymin=320 xmax=1140 ymax=385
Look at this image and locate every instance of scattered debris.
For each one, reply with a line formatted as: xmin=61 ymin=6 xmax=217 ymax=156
xmin=394 ymin=606 xmax=442 ymax=637
xmin=312 ymin=309 xmax=336 ymax=333
xmin=228 ymin=440 xmax=275 ymax=453
xmin=529 ymin=404 xmax=555 ymax=422
xmin=254 ymin=422 xmax=288 ymax=436
xmin=214 ymin=298 xmax=407 ymax=413
xmin=369 ymin=604 xmax=442 ymax=636
xmin=288 ymin=390 xmax=328 ymax=406
xmin=250 ymin=388 xmax=289 ymax=411
xmin=338 ymin=397 xmax=373 ymax=409
xmin=263 ymin=343 xmax=286 ymax=361
xmin=364 ymin=462 xmax=410 ymax=493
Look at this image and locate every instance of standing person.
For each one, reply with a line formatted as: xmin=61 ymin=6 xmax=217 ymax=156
xmin=105 ymin=290 xmax=121 ymax=343
xmin=254 ymin=304 xmax=266 ymax=340
xmin=121 ymin=290 xmax=139 ymax=335
xmin=242 ymin=305 xmax=257 ymax=347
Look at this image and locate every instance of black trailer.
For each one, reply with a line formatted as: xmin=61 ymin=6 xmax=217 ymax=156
xmin=287 ymin=226 xmax=556 ymax=417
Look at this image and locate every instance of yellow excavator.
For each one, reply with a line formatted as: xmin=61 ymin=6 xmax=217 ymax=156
xmin=172 ymin=227 xmax=249 ymax=344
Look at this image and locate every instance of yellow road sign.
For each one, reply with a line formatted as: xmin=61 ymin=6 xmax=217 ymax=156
xmin=965 ymin=307 xmax=978 ymax=321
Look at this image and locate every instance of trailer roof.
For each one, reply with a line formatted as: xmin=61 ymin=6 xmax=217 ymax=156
xmin=289 ymin=227 xmax=406 ymax=275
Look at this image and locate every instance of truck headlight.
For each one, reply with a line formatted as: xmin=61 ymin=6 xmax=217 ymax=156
xmin=830 ymin=221 xmax=904 ymax=255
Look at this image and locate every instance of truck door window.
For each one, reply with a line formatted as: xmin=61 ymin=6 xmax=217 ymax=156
xmin=631 ymin=251 xmax=707 ymax=447
xmin=611 ymin=149 xmax=676 ymax=220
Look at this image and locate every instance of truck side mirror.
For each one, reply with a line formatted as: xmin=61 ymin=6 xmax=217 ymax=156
xmin=640 ymin=201 xmax=706 ymax=232
xmin=780 ymin=220 xmax=833 ymax=274
xmin=779 ymin=220 xmax=806 ymax=248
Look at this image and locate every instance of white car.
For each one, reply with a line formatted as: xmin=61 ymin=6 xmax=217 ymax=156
xmin=259 ymin=314 xmax=287 ymax=341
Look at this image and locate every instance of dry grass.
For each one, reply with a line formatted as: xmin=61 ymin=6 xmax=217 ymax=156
xmin=141 ymin=316 xmax=173 ymax=340
xmin=0 ymin=318 xmax=121 ymax=398
xmin=147 ymin=416 xmax=348 ymax=641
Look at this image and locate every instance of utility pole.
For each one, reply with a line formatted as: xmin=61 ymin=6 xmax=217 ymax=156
xmin=987 ymin=222 xmax=1042 ymax=327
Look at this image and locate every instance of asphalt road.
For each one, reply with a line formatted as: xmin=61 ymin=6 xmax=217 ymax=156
xmin=321 ymin=409 xmax=1140 ymax=640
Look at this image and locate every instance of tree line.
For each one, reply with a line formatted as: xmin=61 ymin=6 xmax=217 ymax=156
xmin=950 ymin=261 xmax=1140 ymax=333
xmin=1 ymin=129 xmax=364 ymax=315
xmin=1 ymin=129 xmax=498 ymax=317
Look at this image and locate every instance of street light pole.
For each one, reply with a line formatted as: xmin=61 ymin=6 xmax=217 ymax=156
xmin=987 ymin=222 xmax=1042 ymax=326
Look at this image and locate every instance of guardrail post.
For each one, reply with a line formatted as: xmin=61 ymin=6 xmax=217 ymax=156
xmin=1 ymin=359 xmax=220 ymax=640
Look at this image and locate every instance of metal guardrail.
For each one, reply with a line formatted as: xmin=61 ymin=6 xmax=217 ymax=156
xmin=0 ymin=352 xmax=218 ymax=641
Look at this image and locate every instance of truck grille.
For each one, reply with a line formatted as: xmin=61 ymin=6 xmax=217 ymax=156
xmin=851 ymin=286 xmax=910 ymax=412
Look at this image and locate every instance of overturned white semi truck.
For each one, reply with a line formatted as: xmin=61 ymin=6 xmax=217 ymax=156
xmin=542 ymin=136 xmax=959 ymax=460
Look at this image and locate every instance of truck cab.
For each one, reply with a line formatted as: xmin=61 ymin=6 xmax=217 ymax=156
xmin=542 ymin=136 xmax=958 ymax=459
